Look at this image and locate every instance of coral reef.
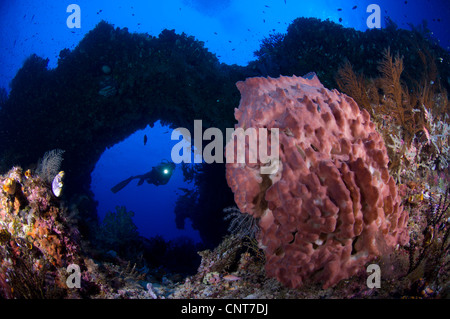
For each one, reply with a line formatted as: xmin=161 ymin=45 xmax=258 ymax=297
xmin=335 ymin=48 xmax=449 ymax=298
xmin=226 ymin=73 xmax=409 ymax=289
xmin=0 ymin=17 xmax=449 ymax=299
xmin=1 ymin=18 xmax=449 ymax=250
xmin=0 ymin=166 xmax=82 ymax=298
xmin=401 ymin=187 xmax=449 ymax=297
xmin=170 ymin=235 xmax=268 ymax=299
xmin=336 ymin=47 xmax=449 ymax=184
xmin=0 ymin=161 xmax=447 ymax=298
xmin=36 ymin=149 xmax=65 ymax=184
xmin=0 ymin=165 xmax=202 ymax=299
xmin=224 ymin=206 xmax=260 ymax=239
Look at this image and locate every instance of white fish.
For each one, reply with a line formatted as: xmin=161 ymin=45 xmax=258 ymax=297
xmin=52 ymin=171 xmax=65 ymax=197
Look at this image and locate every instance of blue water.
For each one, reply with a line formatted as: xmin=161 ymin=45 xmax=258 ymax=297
xmin=1 ymin=0 xmax=449 ymax=242
xmin=90 ymin=120 xmax=202 ymax=242
xmin=1 ymin=1 xmax=449 ymax=91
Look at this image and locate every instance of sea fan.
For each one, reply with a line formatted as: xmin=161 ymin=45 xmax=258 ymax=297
xmin=335 ymin=60 xmax=373 ymax=117
xmin=224 ymin=206 xmax=259 ymax=239
xmin=36 ymin=149 xmax=65 ymax=183
xmin=377 ymin=47 xmax=405 ymax=109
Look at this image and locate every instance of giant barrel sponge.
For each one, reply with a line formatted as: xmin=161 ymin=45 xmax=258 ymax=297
xmin=225 ymin=73 xmax=409 ymax=289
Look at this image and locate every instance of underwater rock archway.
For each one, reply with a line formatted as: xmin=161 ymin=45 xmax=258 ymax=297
xmin=0 ymin=21 xmax=246 ymax=245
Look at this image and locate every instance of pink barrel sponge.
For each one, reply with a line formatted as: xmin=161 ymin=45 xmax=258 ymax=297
xmin=225 ymin=73 xmax=409 ymax=289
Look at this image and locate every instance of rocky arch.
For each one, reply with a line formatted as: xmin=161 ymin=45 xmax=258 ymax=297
xmin=0 ymin=21 xmax=247 ymax=244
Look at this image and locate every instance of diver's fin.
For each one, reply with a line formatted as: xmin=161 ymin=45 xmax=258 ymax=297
xmin=111 ymin=176 xmax=135 ymax=193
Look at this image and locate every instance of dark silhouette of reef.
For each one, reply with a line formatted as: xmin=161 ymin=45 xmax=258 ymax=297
xmin=0 ymin=18 xmax=449 ymax=250
xmin=250 ymin=17 xmax=450 ymax=92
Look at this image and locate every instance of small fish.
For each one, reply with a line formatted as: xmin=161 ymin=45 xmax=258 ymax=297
xmin=223 ymin=274 xmax=241 ymax=281
xmin=424 ymin=226 xmax=434 ymax=246
xmin=339 ymin=18 xmax=343 ymax=22
xmin=144 ymin=134 xmax=148 ymax=146
xmin=352 ymin=5 xmax=357 ymax=9
xmin=25 ymin=169 xmax=32 ymax=179
xmin=337 ymin=8 xmax=342 ymax=11
xmin=52 ymin=171 xmax=65 ymax=197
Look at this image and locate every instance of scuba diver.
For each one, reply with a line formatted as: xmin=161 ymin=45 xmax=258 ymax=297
xmin=111 ymin=159 xmax=176 ymax=193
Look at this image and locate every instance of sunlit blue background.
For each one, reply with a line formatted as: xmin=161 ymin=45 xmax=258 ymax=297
xmin=1 ymin=0 xmax=449 ymax=242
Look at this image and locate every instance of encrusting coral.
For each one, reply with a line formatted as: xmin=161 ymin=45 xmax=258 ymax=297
xmin=0 ymin=166 xmax=82 ymax=298
xmin=0 ymin=166 xmax=152 ymax=299
xmin=226 ymin=73 xmax=409 ymax=289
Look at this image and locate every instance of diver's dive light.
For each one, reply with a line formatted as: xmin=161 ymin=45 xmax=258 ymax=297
xmin=158 ymin=160 xmax=175 ymax=179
